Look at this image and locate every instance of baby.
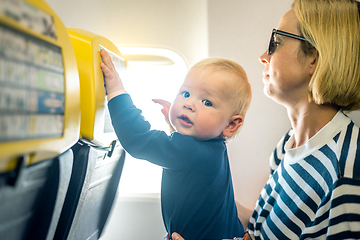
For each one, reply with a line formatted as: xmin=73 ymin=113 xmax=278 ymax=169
xmin=100 ymin=49 xmax=251 ymax=240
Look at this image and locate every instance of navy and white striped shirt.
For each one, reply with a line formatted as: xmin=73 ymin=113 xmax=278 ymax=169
xmin=248 ymin=111 xmax=360 ymax=239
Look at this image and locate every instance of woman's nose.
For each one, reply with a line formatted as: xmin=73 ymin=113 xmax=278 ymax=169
xmin=259 ymin=50 xmax=270 ymax=64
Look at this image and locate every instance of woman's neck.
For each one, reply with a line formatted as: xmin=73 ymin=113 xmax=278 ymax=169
xmin=286 ymin=103 xmax=339 ymax=148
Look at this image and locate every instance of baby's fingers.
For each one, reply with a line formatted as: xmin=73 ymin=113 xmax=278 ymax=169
xmin=100 ymin=62 xmax=116 ymax=81
xmin=152 ymin=99 xmax=171 ymax=109
xmin=100 ymin=49 xmax=115 ymax=69
xmin=100 ymin=50 xmax=118 ymax=81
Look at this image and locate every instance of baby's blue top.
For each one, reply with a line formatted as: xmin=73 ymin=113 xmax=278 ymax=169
xmin=108 ymin=94 xmax=244 ymax=240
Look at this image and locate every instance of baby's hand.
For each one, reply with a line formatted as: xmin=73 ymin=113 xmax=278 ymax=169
xmin=152 ymin=99 xmax=175 ymax=133
xmin=100 ymin=49 xmax=126 ymax=100
xmin=152 ymin=99 xmax=171 ymax=121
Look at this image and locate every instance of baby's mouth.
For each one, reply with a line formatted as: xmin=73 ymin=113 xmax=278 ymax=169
xmin=178 ymin=115 xmax=193 ymax=125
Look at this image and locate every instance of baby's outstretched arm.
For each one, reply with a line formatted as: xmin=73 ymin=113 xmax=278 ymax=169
xmin=100 ymin=49 xmax=127 ymax=101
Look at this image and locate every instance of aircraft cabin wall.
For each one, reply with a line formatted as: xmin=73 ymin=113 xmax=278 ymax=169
xmin=45 ymin=0 xmax=360 ymax=239
xmin=45 ymin=0 xmax=208 ymax=68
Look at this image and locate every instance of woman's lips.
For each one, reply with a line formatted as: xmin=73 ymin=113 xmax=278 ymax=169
xmin=262 ymin=71 xmax=270 ymax=82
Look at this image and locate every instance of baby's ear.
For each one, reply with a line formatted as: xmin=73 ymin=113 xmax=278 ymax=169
xmin=222 ymin=115 xmax=243 ymax=138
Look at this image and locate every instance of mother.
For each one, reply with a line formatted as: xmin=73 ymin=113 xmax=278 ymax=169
xmin=168 ymin=0 xmax=360 ymax=239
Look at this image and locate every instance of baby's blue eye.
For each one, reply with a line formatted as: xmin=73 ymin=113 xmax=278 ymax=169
xmin=182 ymin=91 xmax=190 ymax=98
xmin=202 ymin=100 xmax=212 ymax=107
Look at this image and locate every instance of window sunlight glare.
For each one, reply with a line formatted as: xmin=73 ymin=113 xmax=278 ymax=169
xmin=115 ymin=47 xmax=187 ymax=197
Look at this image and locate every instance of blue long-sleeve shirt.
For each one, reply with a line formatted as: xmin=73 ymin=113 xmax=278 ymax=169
xmin=108 ymin=94 xmax=244 ymax=240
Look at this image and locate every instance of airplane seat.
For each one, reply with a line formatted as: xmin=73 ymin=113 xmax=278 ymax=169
xmin=0 ymin=0 xmax=81 ymax=239
xmin=54 ymin=141 xmax=125 ymax=240
xmin=53 ymin=28 xmax=127 ymax=240
xmin=0 ymin=150 xmax=73 ymax=240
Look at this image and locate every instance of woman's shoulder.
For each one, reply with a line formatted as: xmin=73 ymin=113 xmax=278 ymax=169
xmin=335 ymin=117 xmax=360 ymax=180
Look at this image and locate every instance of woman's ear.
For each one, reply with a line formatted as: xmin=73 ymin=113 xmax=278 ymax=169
xmin=222 ymin=115 xmax=244 ymax=138
xmin=309 ymin=51 xmax=318 ymax=75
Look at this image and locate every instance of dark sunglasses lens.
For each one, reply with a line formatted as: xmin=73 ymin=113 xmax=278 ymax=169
xmin=268 ymin=32 xmax=275 ymax=55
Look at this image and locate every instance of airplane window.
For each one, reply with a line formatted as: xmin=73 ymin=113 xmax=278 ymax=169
xmin=114 ymin=47 xmax=187 ymax=198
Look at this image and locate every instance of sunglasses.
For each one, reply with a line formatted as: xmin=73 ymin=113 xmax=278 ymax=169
xmin=268 ymin=29 xmax=307 ymax=55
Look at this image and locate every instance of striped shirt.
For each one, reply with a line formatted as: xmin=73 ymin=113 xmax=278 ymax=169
xmin=248 ymin=111 xmax=360 ymax=239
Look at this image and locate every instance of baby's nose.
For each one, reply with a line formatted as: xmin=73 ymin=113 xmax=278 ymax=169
xmin=183 ymin=102 xmax=194 ymax=111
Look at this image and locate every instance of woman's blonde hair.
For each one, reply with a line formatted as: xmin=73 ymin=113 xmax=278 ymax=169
xmin=293 ymin=0 xmax=360 ymax=111
xmin=189 ymin=57 xmax=252 ymax=137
